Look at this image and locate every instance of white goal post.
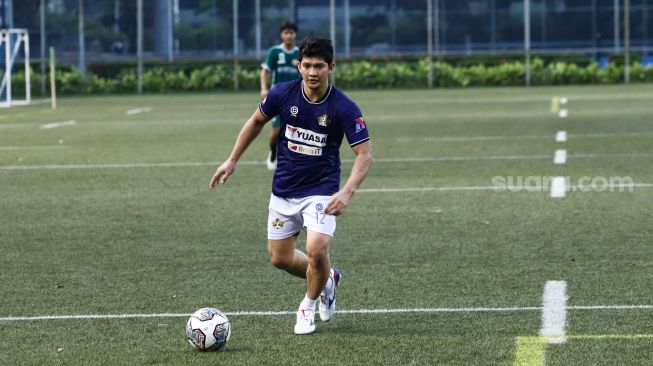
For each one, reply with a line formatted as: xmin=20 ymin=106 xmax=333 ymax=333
xmin=0 ymin=29 xmax=31 ymax=108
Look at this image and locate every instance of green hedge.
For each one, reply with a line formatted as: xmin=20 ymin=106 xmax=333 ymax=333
xmin=12 ymin=58 xmax=653 ymax=96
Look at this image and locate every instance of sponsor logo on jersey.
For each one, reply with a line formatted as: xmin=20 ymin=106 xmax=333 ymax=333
xmin=287 ymin=141 xmax=322 ymax=156
xmin=317 ymin=114 xmax=331 ymax=127
xmin=285 ymin=124 xmax=327 ymax=147
xmin=290 ymin=106 xmax=299 ymax=117
xmin=355 ymin=117 xmax=367 ymax=133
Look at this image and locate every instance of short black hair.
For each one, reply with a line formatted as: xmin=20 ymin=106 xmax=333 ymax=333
xmin=298 ymin=37 xmax=334 ymax=64
xmin=279 ymin=21 xmax=298 ymax=33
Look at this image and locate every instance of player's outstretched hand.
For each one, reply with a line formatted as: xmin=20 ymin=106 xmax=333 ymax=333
xmin=209 ymin=160 xmax=236 ymax=189
xmin=325 ymin=190 xmax=353 ymax=216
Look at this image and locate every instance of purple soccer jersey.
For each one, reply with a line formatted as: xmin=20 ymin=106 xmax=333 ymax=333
xmin=259 ymin=79 xmax=370 ymax=198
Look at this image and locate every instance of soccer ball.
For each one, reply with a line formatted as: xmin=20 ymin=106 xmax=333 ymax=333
xmin=186 ymin=307 xmax=231 ymax=351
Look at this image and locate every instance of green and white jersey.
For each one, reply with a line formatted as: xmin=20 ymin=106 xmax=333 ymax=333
xmin=261 ymin=44 xmax=301 ymax=85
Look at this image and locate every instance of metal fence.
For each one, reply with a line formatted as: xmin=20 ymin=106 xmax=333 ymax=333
xmin=6 ymin=1 xmax=651 ymax=62
xmin=2 ymin=0 xmax=652 ymax=90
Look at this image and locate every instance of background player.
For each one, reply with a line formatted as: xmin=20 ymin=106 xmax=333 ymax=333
xmin=210 ymin=37 xmax=372 ymax=335
xmin=260 ymin=21 xmax=301 ymax=170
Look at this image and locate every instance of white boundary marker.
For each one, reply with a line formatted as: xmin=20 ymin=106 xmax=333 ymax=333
xmin=550 ymin=177 xmax=567 ymax=198
xmin=2 ymin=303 xmax=652 ymax=322
xmin=555 ymin=131 xmax=567 ymax=142
xmin=553 ymin=149 xmax=567 ymax=165
xmin=126 ymin=107 xmax=152 ymax=116
xmin=559 ymin=109 xmax=568 ymax=118
xmin=40 ymin=120 xmax=77 ymax=129
xmin=540 ymin=280 xmax=568 ymax=344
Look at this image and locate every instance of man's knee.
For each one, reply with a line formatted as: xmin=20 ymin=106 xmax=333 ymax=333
xmin=268 ymin=246 xmax=293 ymax=269
xmin=306 ymin=246 xmax=329 ymax=267
xmin=306 ymin=232 xmax=331 ymax=267
xmin=268 ymin=251 xmax=287 ymax=269
xmin=268 ymin=236 xmax=297 ymax=269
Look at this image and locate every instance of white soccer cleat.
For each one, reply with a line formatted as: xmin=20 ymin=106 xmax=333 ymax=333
xmin=319 ymin=268 xmax=341 ymax=322
xmin=266 ymin=151 xmax=277 ymax=171
xmin=294 ymin=308 xmax=316 ymax=335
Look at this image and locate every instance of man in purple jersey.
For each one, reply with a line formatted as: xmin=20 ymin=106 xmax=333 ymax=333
xmin=209 ymin=37 xmax=372 ymax=335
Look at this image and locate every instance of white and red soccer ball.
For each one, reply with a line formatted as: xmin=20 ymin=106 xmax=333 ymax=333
xmin=186 ymin=307 xmax=231 ymax=351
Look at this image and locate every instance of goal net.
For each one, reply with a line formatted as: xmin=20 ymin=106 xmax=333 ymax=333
xmin=0 ymin=29 xmax=31 ymax=108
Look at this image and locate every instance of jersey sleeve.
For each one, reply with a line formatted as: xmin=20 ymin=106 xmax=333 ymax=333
xmin=341 ymin=102 xmax=370 ymax=147
xmin=261 ymin=48 xmax=276 ymax=71
xmin=259 ymin=83 xmax=282 ymax=119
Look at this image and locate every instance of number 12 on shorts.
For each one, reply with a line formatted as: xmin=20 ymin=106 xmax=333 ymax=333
xmin=315 ymin=212 xmax=326 ymax=224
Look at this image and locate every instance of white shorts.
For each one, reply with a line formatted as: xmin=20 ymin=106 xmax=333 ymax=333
xmin=267 ymin=193 xmax=336 ymax=240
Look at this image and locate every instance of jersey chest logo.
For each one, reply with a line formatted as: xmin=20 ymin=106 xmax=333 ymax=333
xmin=278 ymin=53 xmax=286 ymax=64
xmin=285 ymin=124 xmax=327 ymax=147
xmin=317 ymin=114 xmax=331 ymax=127
xmin=287 ymin=141 xmax=322 ymax=156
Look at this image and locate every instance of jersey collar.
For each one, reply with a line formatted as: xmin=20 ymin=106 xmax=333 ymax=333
xmin=301 ymin=82 xmax=332 ymax=105
xmin=279 ymin=43 xmax=298 ymax=53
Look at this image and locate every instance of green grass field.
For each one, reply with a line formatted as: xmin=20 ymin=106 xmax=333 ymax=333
xmin=1 ymin=85 xmax=652 ymax=365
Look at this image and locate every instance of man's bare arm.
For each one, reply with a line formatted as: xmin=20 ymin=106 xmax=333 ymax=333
xmin=325 ymin=140 xmax=373 ymax=215
xmin=260 ymin=68 xmax=270 ymax=99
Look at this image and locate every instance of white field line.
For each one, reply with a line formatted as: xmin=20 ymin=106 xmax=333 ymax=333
xmin=568 ymin=305 xmax=653 ymax=310
xmin=359 ymin=186 xmax=506 ymax=193
xmin=398 ymin=132 xmax=653 ymax=143
xmin=0 ymin=145 xmax=64 ymax=151
xmin=0 ymin=307 xmax=543 ymax=322
xmin=1 ymin=153 xmax=652 ymax=172
xmin=126 ymin=107 xmax=152 ymax=116
xmin=0 ymin=155 xmax=552 ymax=171
xmin=573 ymin=152 xmax=653 ymax=159
xmin=2 ymin=304 xmax=653 ymax=322
xmin=540 ymin=280 xmax=568 ymax=344
xmin=397 ymin=135 xmax=547 ymax=142
xmin=382 ymin=93 xmax=653 ymax=105
xmin=360 ymin=183 xmax=653 ymax=194
xmin=553 ymin=149 xmax=567 ymax=165
xmin=41 ymin=120 xmax=77 ymax=129
xmin=581 ymin=132 xmax=653 ymax=139
xmin=0 ymin=123 xmax=37 ymax=129
xmin=550 ymin=177 xmax=567 ymax=198
xmin=373 ymin=155 xmax=550 ymax=162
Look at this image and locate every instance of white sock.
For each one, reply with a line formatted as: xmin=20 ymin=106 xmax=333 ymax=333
xmin=300 ymin=294 xmax=317 ymax=311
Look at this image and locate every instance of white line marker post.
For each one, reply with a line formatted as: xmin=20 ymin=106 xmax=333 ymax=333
xmin=559 ymin=109 xmax=568 ymax=118
xmin=540 ymin=280 xmax=568 ymax=344
xmin=550 ymin=177 xmax=566 ymax=198
xmin=41 ymin=120 xmax=77 ymax=129
xmin=555 ymin=131 xmax=567 ymax=142
xmin=554 ymin=149 xmax=567 ymax=165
